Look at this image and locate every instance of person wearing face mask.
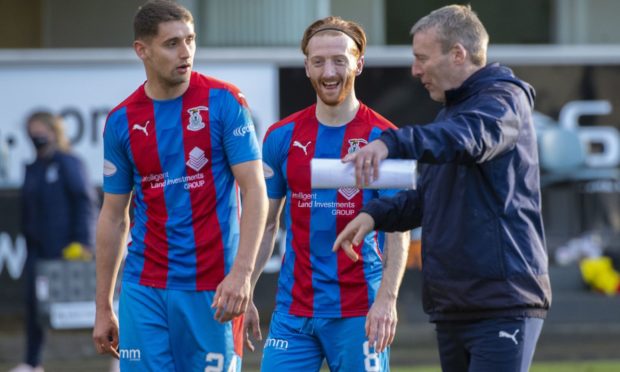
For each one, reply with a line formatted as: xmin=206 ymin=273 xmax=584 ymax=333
xmin=11 ymin=111 xmax=97 ymax=372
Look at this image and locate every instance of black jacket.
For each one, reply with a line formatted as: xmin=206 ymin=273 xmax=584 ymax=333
xmin=363 ymin=63 xmax=552 ymax=321
xmin=21 ymin=150 xmax=97 ymax=259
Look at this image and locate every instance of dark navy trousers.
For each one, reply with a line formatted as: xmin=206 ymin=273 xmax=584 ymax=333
xmin=23 ymin=258 xmax=45 ymax=367
xmin=435 ymin=317 xmax=544 ymax=372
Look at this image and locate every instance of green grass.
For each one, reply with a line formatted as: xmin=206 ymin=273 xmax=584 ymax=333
xmin=386 ymin=360 xmax=620 ymax=372
xmin=531 ymin=360 xmax=620 ymax=372
xmin=3 ymin=359 xmax=616 ymax=372
xmin=1 ymin=359 xmax=614 ymax=372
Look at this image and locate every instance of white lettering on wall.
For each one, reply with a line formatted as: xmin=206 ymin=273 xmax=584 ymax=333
xmin=0 ymin=233 xmax=27 ymax=279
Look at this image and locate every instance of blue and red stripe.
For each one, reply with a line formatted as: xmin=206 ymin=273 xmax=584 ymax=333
xmin=265 ymin=103 xmax=397 ymax=317
xmin=286 ymin=108 xmax=319 ymax=316
xmin=336 ymin=116 xmax=373 ymax=315
xmin=126 ymin=90 xmax=170 ymax=288
xmin=181 ymin=83 xmax=226 ymax=290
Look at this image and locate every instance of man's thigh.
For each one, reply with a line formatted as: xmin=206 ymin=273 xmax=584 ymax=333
xmin=168 ymin=288 xmax=242 ymax=372
xmin=119 ymin=281 xmax=174 ymax=372
xmin=119 ymin=282 xmax=242 ymax=372
xmin=260 ymin=312 xmax=324 ymax=372
xmin=317 ymin=316 xmax=390 ymax=372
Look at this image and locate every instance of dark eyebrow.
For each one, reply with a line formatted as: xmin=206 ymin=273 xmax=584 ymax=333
xmin=163 ymin=36 xmax=180 ymax=44
xmin=163 ymin=33 xmax=195 ymax=44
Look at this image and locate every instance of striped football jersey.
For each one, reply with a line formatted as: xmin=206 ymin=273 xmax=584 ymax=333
xmin=103 ymin=72 xmax=260 ymax=290
xmin=263 ymin=103 xmax=397 ymax=317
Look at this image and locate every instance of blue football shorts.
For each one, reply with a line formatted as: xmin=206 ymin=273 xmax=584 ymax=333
xmin=118 ymin=280 xmax=243 ymax=372
xmin=261 ymin=311 xmax=390 ymax=371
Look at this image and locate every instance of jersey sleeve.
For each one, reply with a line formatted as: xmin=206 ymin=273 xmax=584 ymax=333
xmin=220 ymin=89 xmax=261 ymax=166
xmin=102 ymin=110 xmax=133 ymax=194
xmin=262 ymin=129 xmax=287 ymax=199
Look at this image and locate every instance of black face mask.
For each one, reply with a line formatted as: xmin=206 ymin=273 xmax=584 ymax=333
xmin=30 ymin=135 xmax=50 ymax=150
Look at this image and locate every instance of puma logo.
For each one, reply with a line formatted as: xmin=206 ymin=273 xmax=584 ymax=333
xmin=132 ymin=121 xmax=150 ymax=136
xmin=293 ymin=141 xmax=311 ymax=155
xmin=499 ymin=329 xmax=519 ymax=345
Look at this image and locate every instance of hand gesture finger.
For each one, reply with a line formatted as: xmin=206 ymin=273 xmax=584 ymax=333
xmin=93 ymin=312 xmax=120 ymax=359
xmin=376 ymin=315 xmax=389 ymax=352
xmin=344 ymin=140 xmax=388 ymax=188
xmin=213 ymin=272 xmax=251 ymax=322
xmin=365 ymin=314 xmax=378 ymax=350
xmin=387 ymin=317 xmax=397 ymax=347
xmin=333 ymin=213 xmax=375 ymax=261
xmin=342 ymin=151 xmax=357 ymax=164
xmin=366 ymin=297 xmax=398 ymax=353
xmin=333 ymin=224 xmax=359 ymax=261
xmin=243 ymin=302 xmax=262 ymax=352
xmin=212 ymin=283 xmax=226 ymax=321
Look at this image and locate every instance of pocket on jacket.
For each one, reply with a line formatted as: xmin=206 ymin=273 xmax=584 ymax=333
xmin=462 ymin=213 xmax=505 ymax=279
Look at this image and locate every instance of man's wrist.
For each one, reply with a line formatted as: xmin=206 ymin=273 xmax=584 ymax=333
xmin=231 ymin=262 xmax=254 ymax=277
xmin=96 ymin=301 xmax=114 ymax=312
xmin=378 ymin=132 xmax=396 ymax=158
xmin=376 ymin=289 xmax=398 ymax=303
xmin=359 ymin=208 xmax=380 ymax=230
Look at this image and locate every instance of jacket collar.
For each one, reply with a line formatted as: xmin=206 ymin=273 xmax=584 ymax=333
xmin=444 ymin=63 xmax=501 ymax=105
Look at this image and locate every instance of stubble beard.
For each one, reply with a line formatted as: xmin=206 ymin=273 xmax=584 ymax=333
xmin=311 ymin=73 xmax=355 ymax=107
xmin=166 ymin=72 xmax=190 ymax=88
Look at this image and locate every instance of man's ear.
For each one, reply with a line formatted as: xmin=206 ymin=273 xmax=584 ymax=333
xmin=355 ymin=55 xmax=365 ymax=76
xmin=133 ymin=40 xmax=148 ymax=61
xmin=452 ymin=43 xmax=467 ymax=65
xmin=304 ymin=57 xmax=310 ymax=78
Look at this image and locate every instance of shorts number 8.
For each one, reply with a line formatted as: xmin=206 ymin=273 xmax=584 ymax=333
xmin=363 ymin=341 xmax=380 ymax=372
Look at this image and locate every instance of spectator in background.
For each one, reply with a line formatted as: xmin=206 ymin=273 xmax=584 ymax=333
xmin=11 ymin=111 xmax=97 ymax=372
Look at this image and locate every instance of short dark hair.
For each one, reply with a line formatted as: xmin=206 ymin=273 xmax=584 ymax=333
xmin=134 ymin=0 xmax=193 ymax=41
xmin=410 ymin=4 xmax=488 ymax=66
xmin=301 ymin=16 xmax=367 ymax=58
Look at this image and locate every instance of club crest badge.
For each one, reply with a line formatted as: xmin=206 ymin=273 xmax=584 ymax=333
xmin=347 ymin=138 xmax=368 ymax=154
xmin=187 ymin=106 xmax=209 ymax=131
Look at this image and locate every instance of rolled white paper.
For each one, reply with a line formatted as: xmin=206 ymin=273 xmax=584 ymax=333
xmin=311 ymin=158 xmax=417 ymax=189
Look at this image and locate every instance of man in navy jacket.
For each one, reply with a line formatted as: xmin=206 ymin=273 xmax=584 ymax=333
xmin=334 ymin=5 xmax=551 ymax=372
